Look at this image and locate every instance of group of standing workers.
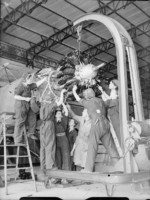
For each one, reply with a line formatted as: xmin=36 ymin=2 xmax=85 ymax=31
xmin=13 ymin=72 xmax=121 ymax=185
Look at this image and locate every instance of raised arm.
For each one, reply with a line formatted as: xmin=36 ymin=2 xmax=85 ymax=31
xmin=72 ymin=85 xmax=81 ymax=102
xmin=14 ymin=95 xmax=31 ymax=102
xmin=98 ymin=85 xmax=110 ymax=101
xmin=56 ymin=89 xmax=67 ymax=106
xmin=62 ymin=102 xmax=68 ymax=116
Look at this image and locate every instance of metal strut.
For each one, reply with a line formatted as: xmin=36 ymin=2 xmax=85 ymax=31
xmin=76 ymin=25 xmax=82 ymax=61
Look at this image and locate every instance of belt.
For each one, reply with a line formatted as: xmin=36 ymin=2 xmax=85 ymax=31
xmin=56 ymin=132 xmax=65 ymax=137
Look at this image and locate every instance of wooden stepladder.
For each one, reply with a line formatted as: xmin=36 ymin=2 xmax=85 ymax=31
xmin=0 ymin=112 xmax=37 ymax=195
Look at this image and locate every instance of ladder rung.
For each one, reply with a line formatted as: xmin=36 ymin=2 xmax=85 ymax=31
xmin=0 ymin=121 xmax=37 ymax=193
xmin=10 ymin=179 xmax=35 ymax=183
xmin=16 ymin=167 xmax=32 ymax=170
xmin=6 ymin=125 xmax=15 ymax=128
xmin=0 ymin=134 xmax=14 ymax=137
xmin=0 ymin=166 xmax=32 ymax=169
xmin=0 ymin=164 xmax=16 ymax=167
xmin=0 ymin=144 xmax=27 ymax=147
xmin=6 ymin=155 xmax=30 ymax=158
xmin=6 ymin=134 xmax=14 ymax=137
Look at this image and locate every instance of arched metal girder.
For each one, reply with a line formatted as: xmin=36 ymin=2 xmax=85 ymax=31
xmin=73 ymin=13 xmax=144 ymax=173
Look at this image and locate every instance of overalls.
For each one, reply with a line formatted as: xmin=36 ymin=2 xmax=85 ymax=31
xmin=14 ymin=83 xmax=36 ymax=143
xmin=79 ymin=97 xmax=119 ymax=172
xmin=40 ymin=102 xmax=57 ymax=171
xmin=54 ymin=116 xmax=71 ymax=170
xmin=105 ymin=99 xmax=121 ymax=145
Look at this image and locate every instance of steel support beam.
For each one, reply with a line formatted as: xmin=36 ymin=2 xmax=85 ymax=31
xmin=129 ymin=20 xmax=150 ymax=38
xmin=26 ymin=15 xmax=150 ymax=67
xmin=1 ymin=0 xmax=48 ymax=32
xmin=26 ymin=0 xmax=134 ymax=55
xmin=2 ymin=31 xmax=65 ymax=61
xmin=0 ymin=41 xmax=56 ymax=69
xmin=137 ymin=46 xmax=150 ymax=59
xmin=139 ymin=64 xmax=150 ymax=75
xmin=1 ymin=2 xmax=77 ymax=55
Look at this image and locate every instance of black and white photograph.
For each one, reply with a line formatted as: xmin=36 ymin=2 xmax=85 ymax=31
xmin=0 ymin=0 xmax=150 ymax=199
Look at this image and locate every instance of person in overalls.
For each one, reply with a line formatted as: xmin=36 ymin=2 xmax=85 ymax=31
xmin=67 ymin=118 xmax=78 ymax=171
xmin=68 ymin=106 xmax=91 ymax=171
xmin=39 ymin=89 xmax=67 ymax=175
xmin=98 ymin=79 xmax=121 ymax=146
xmin=54 ymin=103 xmax=71 ymax=184
xmin=14 ymin=74 xmax=46 ymax=144
xmin=72 ymin=85 xmax=119 ymax=172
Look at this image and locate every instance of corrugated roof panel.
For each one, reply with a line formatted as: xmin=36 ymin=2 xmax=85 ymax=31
xmin=18 ymin=16 xmax=54 ymax=37
xmin=135 ymin=1 xmax=150 ymax=12
xmin=40 ymin=50 xmax=63 ymax=61
xmin=63 ymin=37 xmax=88 ymax=51
xmin=51 ymin=43 xmax=74 ymax=54
xmin=80 ymin=29 xmax=103 ymax=47
xmin=86 ymin=23 xmax=112 ymax=40
xmin=6 ymin=26 xmax=42 ymax=44
xmin=1 ymin=34 xmax=30 ymax=49
xmin=107 ymin=48 xmax=116 ymax=56
xmin=136 ymin=35 xmax=150 ymax=48
xmin=110 ymin=13 xmax=131 ymax=29
xmin=31 ymin=6 xmax=68 ymax=30
xmin=63 ymin=0 xmax=99 ymax=12
xmin=96 ymin=52 xmax=115 ymax=62
xmin=45 ymin=1 xmax=84 ymax=21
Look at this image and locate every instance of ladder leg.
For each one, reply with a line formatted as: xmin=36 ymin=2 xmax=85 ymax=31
xmin=4 ymin=147 xmax=8 ymax=195
xmin=24 ymin=128 xmax=37 ymax=192
xmin=3 ymin=114 xmax=8 ymax=195
xmin=0 ymin=113 xmax=37 ymax=194
xmin=15 ymin=146 xmax=20 ymax=181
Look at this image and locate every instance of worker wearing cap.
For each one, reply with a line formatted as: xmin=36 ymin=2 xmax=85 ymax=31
xmin=98 ymin=79 xmax=121 ymax=146
xmin=54 ymin=104 xmax=71 ymax=177
xmin=40 ymin=89 xmax=67 ymax=176
xmin=72 ymin=85 xmax=119 ymax=172
xmin=14 ymin=74 xmax=46 ymax=144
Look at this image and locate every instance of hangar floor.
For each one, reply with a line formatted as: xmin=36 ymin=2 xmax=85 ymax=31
xmin=0 ymin=166 xmax=150 ymax=200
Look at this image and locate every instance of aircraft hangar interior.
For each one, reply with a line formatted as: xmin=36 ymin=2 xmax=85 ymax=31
xmin=0 ymin=0 xmax=150 ymax=199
